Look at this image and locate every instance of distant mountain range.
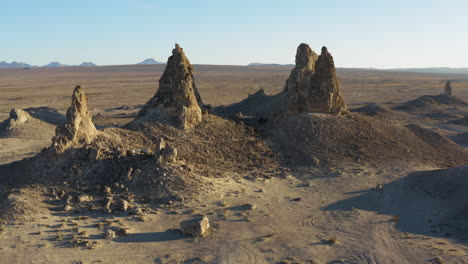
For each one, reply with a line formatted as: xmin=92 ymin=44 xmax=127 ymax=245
xmin=0 ymin=61 xmax=35 ymax=68
xmin=0 ymin=61 xmax=97 ymax=68
xmin=137 ymin=58 xmax=165 ymax=65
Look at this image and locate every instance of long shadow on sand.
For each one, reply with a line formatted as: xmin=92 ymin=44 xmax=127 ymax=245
xmin=114 ymin=229 xmax=187 ymax=243
xmin=323 ymin=166 xmax=468 ymax=243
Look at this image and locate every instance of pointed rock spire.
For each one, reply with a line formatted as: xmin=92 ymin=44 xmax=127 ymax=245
xmin=445 ymin=80 xmax=452 ymax=96
xmin=51 ymin=85 xmax=97 ymax=154
xmin=138 ymin=44 xmax=203 ymax=130
xmin=285 ymin=44 xmax=348 ymax=115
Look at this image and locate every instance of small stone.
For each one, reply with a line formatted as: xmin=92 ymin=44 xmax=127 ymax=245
xmin=64 ymin=205 xmax=73 ymax=211
xmin=77 ymin=194 xmax=92 ymax=203
xmin=102 ymin=186 xmax=112 ymax=195
xmin=180 ymin=216 xmax=210 ymax=237
xmin=115 ymin=199 xmax=130 ymax=212
xmin=104 ymin=229 xmax=116 ymax=239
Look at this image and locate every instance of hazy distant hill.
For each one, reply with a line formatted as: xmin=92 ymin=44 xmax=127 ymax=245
xmin=248 ymin=62 xmax=294 ymax=66
xmin=0 ymin=61 xmax=35 ymax=68
xmin=43 ymin=62 xmax=69 ymax=68
xmin=382 ymin=67 xmax=468 ymax=74
xmin=77 ymin=62 xmax=97 ymax=67
xmin=137 ymin=58 xmax=165 ymax=65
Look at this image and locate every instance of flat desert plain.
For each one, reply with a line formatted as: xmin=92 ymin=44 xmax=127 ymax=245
xmin=0 ymin=65 xmax=468 ymax=264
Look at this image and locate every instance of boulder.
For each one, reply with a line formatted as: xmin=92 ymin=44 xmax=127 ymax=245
xmin=138 ymin=44 xmax=203 ymax=130
xmin=155 ymin=137 xmax=178 ymax=164
xmin=6 ymin=108 xmax=30 ymax=129
xmin=180 ymin=215 xmax=210 ymax=237
xmin=51 ymin=85 xmax=98 ymax=154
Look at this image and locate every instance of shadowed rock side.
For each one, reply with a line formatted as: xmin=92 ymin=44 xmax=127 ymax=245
xmin=286 ymin=45 xmax=348 ymax=116
xmin=0 ymin=108 xmax=56 ymax=140
xmin=51 ymin=85 xmax=98 ymax=154
xmin=137 ymin=44 xmax=203 ymax=130
xmin=445 ymin=80 xmax=452 ymax=96
xmin=324 ymin=166 xmax=468 ymax=238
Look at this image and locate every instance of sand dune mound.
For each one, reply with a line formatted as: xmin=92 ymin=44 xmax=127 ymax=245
xmin=0 ymin=108 xmax=56 ymax=140
xmin=264 ymin=112 xmax=468 ymax=167
xmin=395 ymin=94 xmax=467 ymax=112
xmin=352 ymin=103 xmax=410 ymax=122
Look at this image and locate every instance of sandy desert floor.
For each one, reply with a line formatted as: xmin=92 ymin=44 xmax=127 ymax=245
xmin=0 ymin=65 xmax=467 ymax=264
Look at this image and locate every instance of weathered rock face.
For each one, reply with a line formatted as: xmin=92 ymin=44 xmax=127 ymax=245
xmin=445 ymin=81 xmax=453 ymax=96
xmin=51 ymin=85 xmax=97 ymax=154
xmin=180 ymin=215 xmax=210 ymax=237
xmin=138 ymin=44 xmax=203 ymax=130
xmin=6 ymin=108 xmax=30 ymax=130
xmin=285 ymin=44 xmax=348 ymax=116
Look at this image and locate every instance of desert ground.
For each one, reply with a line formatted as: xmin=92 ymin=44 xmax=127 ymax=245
xmin=0 ymin=62 xmax=468 ymax=264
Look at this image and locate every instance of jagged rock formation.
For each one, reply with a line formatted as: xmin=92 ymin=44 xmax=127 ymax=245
xmin=138 ymin=44 xmax=203 ymax=130
xmin=51 ymin=85 xmax=98 ymax=154
xmin=285 ymin=44 xmax=348 ymax=116
xmin=445 ymin=81 xmax=452 ymax=96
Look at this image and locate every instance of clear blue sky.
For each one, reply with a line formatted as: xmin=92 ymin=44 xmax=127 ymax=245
xmin=2 ymin=0 xmax=468 ymax=68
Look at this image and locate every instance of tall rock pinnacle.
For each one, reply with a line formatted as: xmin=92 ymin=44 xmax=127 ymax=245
xmin=285 ymin=44 xmax=348 ymax=115
xmin=444 ymin=80 xmax=453 ymax=96
xmin=51 ymin=85 xmax=97 ymax=154
xmin=138 ymin=44 xmax=203 ymax=130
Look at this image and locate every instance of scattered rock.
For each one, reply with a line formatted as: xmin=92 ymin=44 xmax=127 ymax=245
xmin=104 ymin=229 xmax=116 ymax=239
xmin=180 ymin=215 xmax=210 ymax=237
xmin=77 ymin=194 xmax=92 ymax=203
xmin=51 ymin=85 xmax=98 ymax=154
xmin=155 ymin=138 xmax=178 ymax=164
xmin=241 ymin=203 xmax=256 ymax=210
xmin=102 ymin=186 xmax=112 ymax=195
xmin=372 ymin=184 xmax=383 ymax=191
xmin=115 ymin=199 xmax=130 ymax=212
xmin=137 ymin=44 xmax=203 ymax=130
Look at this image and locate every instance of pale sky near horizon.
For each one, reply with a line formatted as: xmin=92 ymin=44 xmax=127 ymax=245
xmin=2 ymin=0 xmax=468 ymax=68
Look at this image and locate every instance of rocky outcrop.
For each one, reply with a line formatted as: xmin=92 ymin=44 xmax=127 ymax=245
xmin=445 ymin=81 xmax=452 ymax=96
xmin=180 ymin=215 xmax=210 ymax=237
xmin=5 ymin=108 xmax=31 ymax=130
xmin=285 ymin=44 xmax=348 ymax=116
xmin=138 ymin=44 xmax=203 ymax=130
xmin=51 ymin=85 xmax=98 ymax=154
